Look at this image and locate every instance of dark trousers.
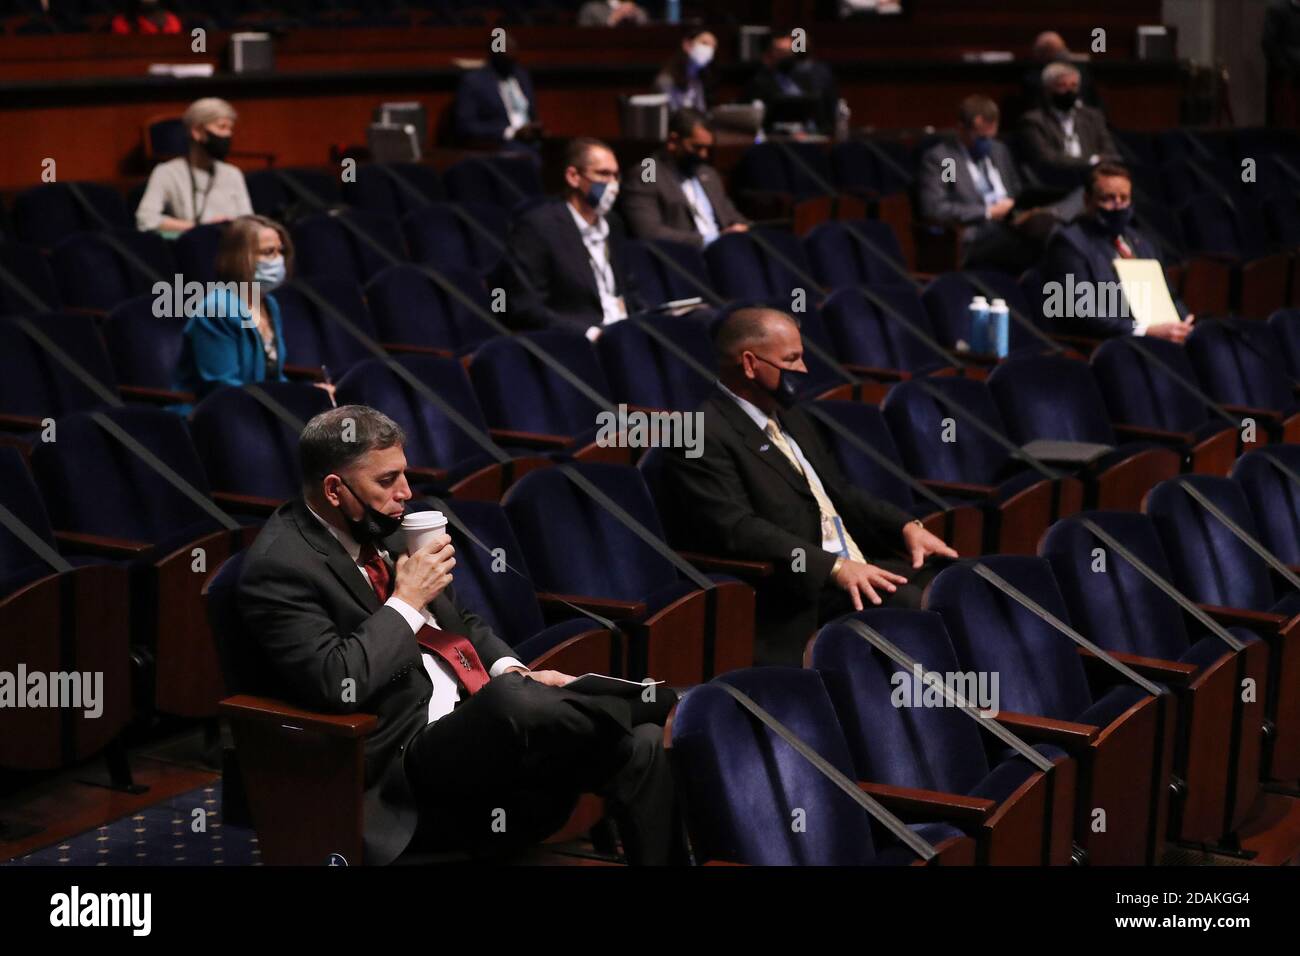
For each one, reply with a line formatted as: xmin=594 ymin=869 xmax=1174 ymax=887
xmin=403 ymin=673 xmax=683 ymax=865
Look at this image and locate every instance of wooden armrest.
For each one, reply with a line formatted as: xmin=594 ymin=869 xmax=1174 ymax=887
xmin=676 ymin=550 xmax=774 ymax=578
xmin=488 ymin=428 xmax=572 ymax=448
xmin=404 ymin=465 xmax=449 ymax=483
xmin=1076 ymin=646 xmax=1198 ymax=687
xmin=1198 ymin=603 xmax=1290 ymax=632
xmin=1222 ymin=404 xmax=1281 ymax=422
xmin=995 ymin=710 xmax=1098 ymax=748
xmin=283 ymin=363 xmax=325 ymax=382
xmin=858 ymin=781 xmax=994 ymax=827
xmin=54 ymin=530 xmax=151 ymax=557
xmin=0 ymin=412 xmax=45 ymax=431
xmin=119 ymin=384 xmax=194 ymax=405
xmin=1112 ymin=423 xmax=1191 ymax=444
xmin=920 ymin=478 xmax=994 ymax=498
xmin=536 ymin=592 xmax=647 ymax=620
xmin=218 ymin=694 xmax=378 ymax=737
xmin=383 ymin=343 xmax=454 ymax=358
xmin=212 ymin=490 xmax=284 ymax=515
xmin=842 ymin=364 xmax=908 ymax=382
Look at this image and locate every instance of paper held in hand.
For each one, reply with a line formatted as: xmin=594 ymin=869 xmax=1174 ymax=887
xmin=564 ymin=674 xmax=664 ymax=698
xmin=1112 ymin=257 xmax=1183 ymax=328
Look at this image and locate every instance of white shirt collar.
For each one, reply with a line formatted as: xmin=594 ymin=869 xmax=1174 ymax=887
xmin=567 ymin=200 xmax=608 ymax=241
xmin=306 ymin=500 xmax=365 ymax=563
xmin=717 ymin=380 xmax=772 ymax=432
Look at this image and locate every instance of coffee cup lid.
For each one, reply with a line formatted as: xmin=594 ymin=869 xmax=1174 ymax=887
xmin=401 ymin=510 xmax=446 ymax=528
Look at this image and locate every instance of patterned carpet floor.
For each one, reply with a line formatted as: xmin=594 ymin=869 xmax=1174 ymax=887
xmin=2 ymin=782 xmax=261 ymax=866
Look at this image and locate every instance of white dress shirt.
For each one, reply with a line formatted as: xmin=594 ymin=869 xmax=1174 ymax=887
xmin=963 ymin=147 xmax=1009 ymax=218
xmin=498 ymin=76 xmax=531 ymax=140
xmin=680 ymin=174 xmax=720 ymax=245
xmin=305 ymin=504 xmax=524 ymax=724
xmin=717 ymin=382 xmax=844 ymax=555
xmin=566 ymin=202 xmax=627 ymax=340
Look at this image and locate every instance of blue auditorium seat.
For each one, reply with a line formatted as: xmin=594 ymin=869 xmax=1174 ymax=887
xmin=670 ymin=667 xmax=971 ymax=865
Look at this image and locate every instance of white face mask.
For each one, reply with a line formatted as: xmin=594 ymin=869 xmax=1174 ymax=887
xmin=688 ymin=43 xmax=715 ymax=68
xmin=593 ymin=179 xmax=619 ymax=217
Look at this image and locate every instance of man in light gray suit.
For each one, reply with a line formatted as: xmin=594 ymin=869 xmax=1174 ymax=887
xmin=620 ymin=108 xmax=750 ymax=251
xmin=917 ymin=95 xmax=1078 ymax=273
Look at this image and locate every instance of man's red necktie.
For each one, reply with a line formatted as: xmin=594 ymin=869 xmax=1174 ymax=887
xmin=358 ymin=544 xmax=489 ymax=695
xmin=1114 ymin=235 xmax=1135 ymax=259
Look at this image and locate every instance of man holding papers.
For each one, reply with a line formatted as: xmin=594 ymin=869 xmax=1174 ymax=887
xmin=1042 ymin=163 xmax=1193 ymax=342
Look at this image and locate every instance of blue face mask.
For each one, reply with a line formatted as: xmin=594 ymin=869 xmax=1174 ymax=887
xmin=1095 ymin=205 xmax=1134 ymax=237
xmin=968 ymin=136 xmax=994 ymax=162
xmin=254 ymin=255 xmax=285 ymax=289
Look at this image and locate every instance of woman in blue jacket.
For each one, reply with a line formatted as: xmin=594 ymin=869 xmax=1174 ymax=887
xmin=174 ymin=214 xmax=318 ymax=403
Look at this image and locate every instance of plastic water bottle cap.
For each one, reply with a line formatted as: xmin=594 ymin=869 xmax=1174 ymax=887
xmin=991 ymin=298 xmax=1008 ymax=309
xmin=970 ymin=296 xmax=988 ymax=307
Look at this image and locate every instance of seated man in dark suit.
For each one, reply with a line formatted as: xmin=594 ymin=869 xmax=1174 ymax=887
xmin=1042 ymin=162 xmax=1193 ymax=343
xmin=237 ymin=405 xmax=681 ymax=865
xmin=453 ymin=34 xmax=543 ymax=149
xmin=494 ymin=137 xmax=640 ymax=339
xmin=743 ymin=30 xmax=838 ymax=136
xmin=1018 ymin=62 xmax=1120 ymax=174
xmin=655 ymin=308 xmax=959 ymax=665
xmin=917 ymin=95 xmax=1079 ymax=274
xmin=620 ymin=107 xmax=750 ymax=250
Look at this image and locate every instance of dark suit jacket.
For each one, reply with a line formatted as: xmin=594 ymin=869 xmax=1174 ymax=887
xmin=1042 ymin=216 xmax=1188 ymax=338
xmin=453 ymin=65 xmax=537 ymax=144
xmin=236 ymin=497 xmax=517 ymax=866
xmin=494 ymin=199 xmax=640 ymax=334
xmin=1017 ymin=105 xmax=1119 ymax=172
xmin=656 ymin=388 xmax=913 ymax=653
xmin=744 ymin=62 xmax=836 ymax=133
xmin=916 ymin=137 xmax=1024 ymax=238
xmin=619 ymin=148 xmax=748 ymax=249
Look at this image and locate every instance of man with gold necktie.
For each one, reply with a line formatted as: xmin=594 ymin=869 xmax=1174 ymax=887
xmin=655 ymin=307 xmax=959 ymax=665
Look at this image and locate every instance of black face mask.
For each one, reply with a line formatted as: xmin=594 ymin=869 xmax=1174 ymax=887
xmin=678 ymin=151 xmax=707 ymax=177
xmin=1095 ymin=205 xmax=1134 ymax=237
xmin=1050 ymin=91 xmax=1078 ymax=112
xmin=775 ymin=54 xmax=797 ymax=74
xmin=338 ymin=477 xmax=403 ymax=545
xmin=750 ymin=354 xmax=809 ymax=409
xmin=490 ymin=53 xmax=515 ymax=77
xmin=202 ymin=132 xmax=232 ymax=161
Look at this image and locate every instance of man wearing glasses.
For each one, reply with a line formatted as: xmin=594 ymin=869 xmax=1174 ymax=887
xmin=496 ymin=137 xmax=641 ymax=340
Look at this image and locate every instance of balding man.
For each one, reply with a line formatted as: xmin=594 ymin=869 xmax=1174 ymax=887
xmin=494 ymin=137 xmax=640 ymax=339
xmin=135 ymin=97 xmax=254 ymax=234
xmin=654 ymin=308 xmax=958 ymax=665
xmin=1018 ymin=62 xmax=1119 ymax=174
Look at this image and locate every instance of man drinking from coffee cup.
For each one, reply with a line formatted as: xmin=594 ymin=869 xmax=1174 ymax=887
xmin=237 ymin=405 xmax=683 ymax=865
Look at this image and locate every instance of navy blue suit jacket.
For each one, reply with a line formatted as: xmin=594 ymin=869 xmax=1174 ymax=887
xmin=1042 ymin=217 xmax=1188 ymax=338
xmin=453 ymin=65 xmax=537 ymax=144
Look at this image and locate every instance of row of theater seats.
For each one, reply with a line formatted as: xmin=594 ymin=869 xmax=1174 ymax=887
xmin=673 ymin=410 xmax=1300 ymax=865
xmin=6 ymin=388 xmax=1295 ymax=863
xmin=4 ymin=292 xmax=1297 ymax=543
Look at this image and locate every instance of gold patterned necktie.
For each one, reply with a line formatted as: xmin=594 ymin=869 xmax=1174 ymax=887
xmin=764 ymin=417 xmax=865 ymax=564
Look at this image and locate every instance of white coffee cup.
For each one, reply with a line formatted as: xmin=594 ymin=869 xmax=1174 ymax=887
xmin=402 ymin=510 xmax=448 ymax=554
